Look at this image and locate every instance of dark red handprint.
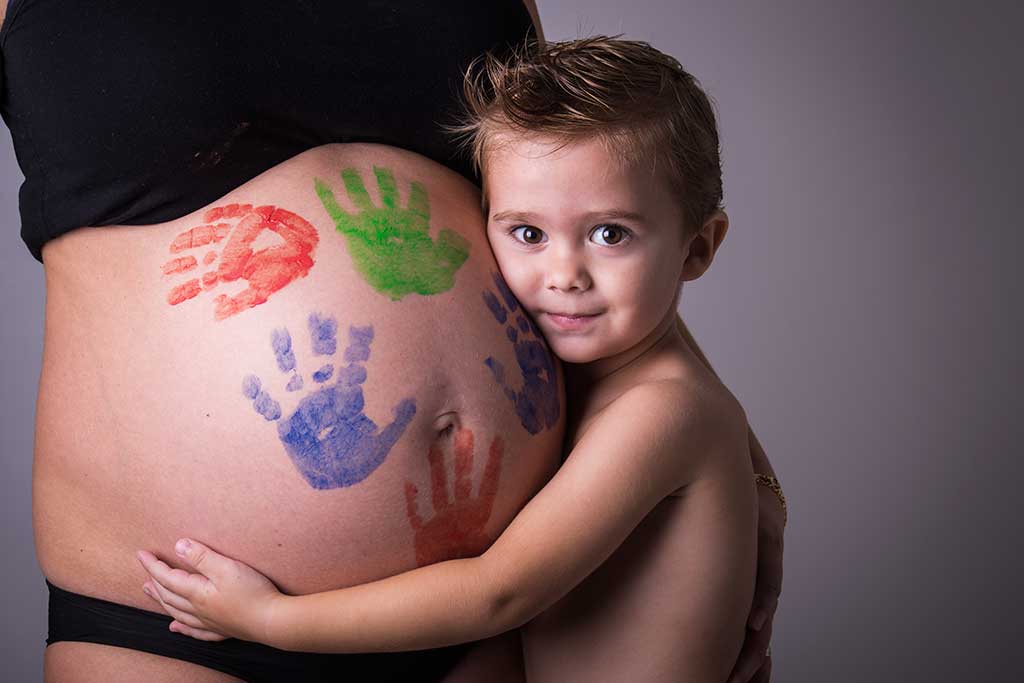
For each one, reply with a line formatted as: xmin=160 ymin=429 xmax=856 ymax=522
xmin=162 ymin=203 xmax=318 ymax=320
xmin=404 ymin=429 xmax=504 ymax=567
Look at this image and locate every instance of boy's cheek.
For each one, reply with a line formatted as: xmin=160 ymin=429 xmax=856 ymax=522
xmin=489 ymin=243 xmax=522 ymax=282
xmin=495 ymin=260 xmax=538 ymax=310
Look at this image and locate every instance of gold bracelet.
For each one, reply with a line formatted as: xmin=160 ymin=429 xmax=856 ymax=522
xmin=754 ymin=474 xmax=787 ymax=525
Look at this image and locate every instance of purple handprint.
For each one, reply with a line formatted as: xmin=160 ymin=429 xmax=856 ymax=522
xmin=482 ymin=272 xmax=560 ymax=435
xmin=243 ymin=313 xmax=416 ymax=489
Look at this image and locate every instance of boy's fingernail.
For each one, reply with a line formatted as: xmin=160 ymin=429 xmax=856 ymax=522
xmin=750 ymin=609 xmax=767 ymax=631
xmin=175 ymin=539 xmax=192 ymax=557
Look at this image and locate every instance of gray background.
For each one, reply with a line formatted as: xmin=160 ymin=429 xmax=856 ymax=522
xmin=2 ymin=1 xmax=1021 ymax=681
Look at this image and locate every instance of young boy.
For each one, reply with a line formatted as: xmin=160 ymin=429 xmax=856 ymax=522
xmin=137 ymin=37 xmax=758 ymax=682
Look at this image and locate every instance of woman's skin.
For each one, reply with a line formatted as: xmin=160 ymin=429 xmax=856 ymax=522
xmin=137 ymin=130 xmax=758 ymax=682
xmin=2 ymin=2 xmax=782 ymax=681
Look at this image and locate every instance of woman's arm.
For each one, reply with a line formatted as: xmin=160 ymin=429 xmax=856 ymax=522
xmin=139 ymin=381 xmax=725 ymax=653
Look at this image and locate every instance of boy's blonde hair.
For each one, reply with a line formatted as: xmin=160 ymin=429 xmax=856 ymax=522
xmin=452 ymin=36 xmax=723 ymax=233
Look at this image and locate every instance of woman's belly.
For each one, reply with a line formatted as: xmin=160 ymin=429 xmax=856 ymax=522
xmin=33 ymin=143 xmax=563 ymax=609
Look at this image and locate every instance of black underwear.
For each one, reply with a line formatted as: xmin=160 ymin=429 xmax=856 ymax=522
xmin=46 ymin=581 xmax=467 ymax=682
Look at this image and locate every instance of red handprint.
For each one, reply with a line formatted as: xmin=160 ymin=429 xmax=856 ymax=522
xmin=404 ymin=429 xmax=504 ymax=567
xmin=162 ymin=203 xmax=319 ymax=320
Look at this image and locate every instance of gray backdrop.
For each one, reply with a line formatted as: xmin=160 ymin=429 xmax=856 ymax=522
xmin=2 ymin=1 xmax=1021 ymax=681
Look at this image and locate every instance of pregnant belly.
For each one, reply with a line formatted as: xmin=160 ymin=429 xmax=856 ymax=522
xmin=33 ymin=144 xmax=563 ymax=608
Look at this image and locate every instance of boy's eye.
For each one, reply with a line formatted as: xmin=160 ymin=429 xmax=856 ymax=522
xmin=511 ymin=225 xmax=546 ymax=245
xmin=590 ymin=224 xmax=630 ymax=246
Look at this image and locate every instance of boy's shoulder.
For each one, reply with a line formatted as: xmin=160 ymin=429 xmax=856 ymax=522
xmin=580 ymin=367 xmax=741 ymax=447
xmin=616 ymin=367 xmax=746 ymax=464
xmin=610 ymin=373 xmax=746 ymax=447
xmin=571 ymin=372 xmax=749 ymax=496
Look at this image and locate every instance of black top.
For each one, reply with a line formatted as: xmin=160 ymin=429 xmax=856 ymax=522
xmin=0 ymin=0 xmax=534 ymax=261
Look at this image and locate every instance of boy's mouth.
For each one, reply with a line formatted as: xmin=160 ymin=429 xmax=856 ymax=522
xmin=543 ymin=311 xmax=602 ymax=331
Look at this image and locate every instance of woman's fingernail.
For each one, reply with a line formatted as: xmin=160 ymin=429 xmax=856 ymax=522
xmin=143 ymin=585 xmax=152 ymax=597
xmin=175 ymin=539 xmax=192 ymax=557
xmin=750 ymin=609 xmax=767 ymax=631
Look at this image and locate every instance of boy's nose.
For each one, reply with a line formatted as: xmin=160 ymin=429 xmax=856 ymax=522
xmin=544 ymin=251 xmax=592 ymax=293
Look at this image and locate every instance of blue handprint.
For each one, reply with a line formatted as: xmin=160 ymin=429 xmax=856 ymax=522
xmin=243 ymin=313 xmax=416 ymax=489
xmin=481 ymin=272 xmax=560 ymax=435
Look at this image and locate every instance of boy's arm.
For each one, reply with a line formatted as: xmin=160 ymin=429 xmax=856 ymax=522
xmin=140 ymin=382 xmax=724 ymax=653
xmin=270 ymin=381 xmax=721 ymax=653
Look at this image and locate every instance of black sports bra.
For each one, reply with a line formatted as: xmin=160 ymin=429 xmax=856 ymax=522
xmin=0 ymin=0 xmax=534 ymax=261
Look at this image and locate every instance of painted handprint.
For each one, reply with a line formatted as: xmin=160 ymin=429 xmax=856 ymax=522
xmin=482 ymin=272 xmax=561 ymax=435
xmin=162 ymin=203 xmax=318 ymax=320
xmin=243 ymin=313 xmax=416 ymax=489
xmin=404 ymin=429 xmax=504 ymax=567
xmin=314 ymin=166 xmax=470 ymax=300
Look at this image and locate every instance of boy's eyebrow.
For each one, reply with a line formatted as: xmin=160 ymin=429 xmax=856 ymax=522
xmin=489 ymin=209 xmax=648 ymax=223
xmin=489 ymin=210 xmax=541 ymax=223
xmin=580 ymin=210 xmax=648 ymax=223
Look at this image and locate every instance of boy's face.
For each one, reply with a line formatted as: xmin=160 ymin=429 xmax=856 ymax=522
xmin=483 ymin=133 xmax=696 ymax=364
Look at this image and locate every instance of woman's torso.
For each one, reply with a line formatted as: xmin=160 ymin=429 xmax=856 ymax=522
xmin=2 ymin=0 xmax=562 ymax=610
xmin=34 ymin=142 xmax=563 ymax=606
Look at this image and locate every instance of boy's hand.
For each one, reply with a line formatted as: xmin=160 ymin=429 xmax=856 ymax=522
xmin=136 ymin=539 xmax=284 ymax=645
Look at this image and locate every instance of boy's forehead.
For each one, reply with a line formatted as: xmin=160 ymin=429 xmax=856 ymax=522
xmin=483 ymin=128 xmax=660 ymax=178
xmin=484 ymin=175 xmax=681 ymax=231
xmin=483 ymin=131 xmax=667 ymax=194
xmin=482 ymin=129 xmax=570 ymax=165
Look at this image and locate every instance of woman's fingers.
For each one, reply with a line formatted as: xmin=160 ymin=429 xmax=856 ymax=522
xmin=730 ymin=487 xmax=784 ymax=682
xmin=169 ymin=620 xmax=229 ymax=642
xmin=727 ymin=620 xmax=774 ymax=683
xmin=751 ymin=654 xmax=773 ymax=683
xmin=727 ymin=497 xmax=783 ymax=682
xmin=136 ymin=550 xmax=209 ymax=599
xmin=748 ymin=590 xmax=779 ymax=632
xmin=754 ymin=487 xmax=785 ymax=603
xmin=749 ymin=546 xmax=782 ymax=631
xmin=748 ymin=490 xmax=784 ymax=634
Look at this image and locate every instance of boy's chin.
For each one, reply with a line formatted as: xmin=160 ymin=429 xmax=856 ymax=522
xmin=547 ymin=338 xmax=606 ymax=365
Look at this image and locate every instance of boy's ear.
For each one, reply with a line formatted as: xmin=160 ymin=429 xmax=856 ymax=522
xmin=680 ymin=210 xmax=729 ymax=282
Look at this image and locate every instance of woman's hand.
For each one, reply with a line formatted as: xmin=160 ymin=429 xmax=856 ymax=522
xmin=728 ymin=484 xmax=785 ymax=683
xmin=136 ymin=539 xmax=285 ymax=644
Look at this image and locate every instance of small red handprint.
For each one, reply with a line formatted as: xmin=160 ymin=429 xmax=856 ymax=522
xmin=404 ymin=429 xmax=504 ymax=567
xmin=162 ymin=203 xmax=319 ymax=320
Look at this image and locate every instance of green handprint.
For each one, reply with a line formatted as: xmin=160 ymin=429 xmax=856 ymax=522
xmin=315 ymin=166 xmax=471 ymax=300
